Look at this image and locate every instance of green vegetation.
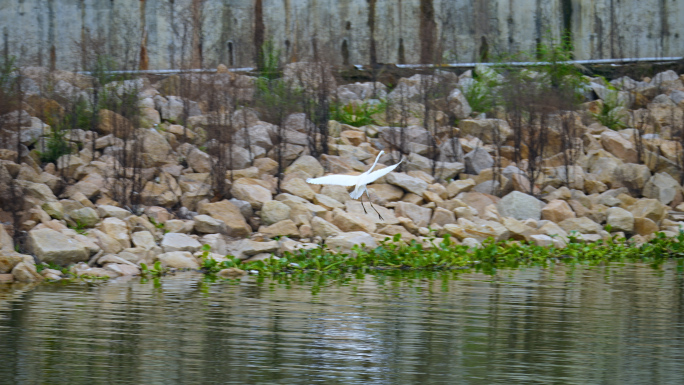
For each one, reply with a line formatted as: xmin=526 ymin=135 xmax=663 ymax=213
xmin=463 ymin=66 xmax=499 ymax=114
xmin=38 ymin=124 xmax=72 ymax=164
xmin=329 ymin=100 xmax=386 ymax=127
xmin=592 ymin=90 xmax=628 ymax=130
xmin=199 ymin=232 xmax=684 ymax=281
xmin=257 ymin=40 xmax=281 ymax=80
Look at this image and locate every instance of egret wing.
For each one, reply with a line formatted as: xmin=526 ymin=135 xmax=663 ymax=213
xmin=306 ymin=174 xmax=358 ymax=186
xmin=366 ymin=160 xmax=403 ymax=183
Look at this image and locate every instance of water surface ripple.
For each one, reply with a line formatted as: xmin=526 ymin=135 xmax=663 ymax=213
xmin=1 ymin=263 xmax=684 ymax=384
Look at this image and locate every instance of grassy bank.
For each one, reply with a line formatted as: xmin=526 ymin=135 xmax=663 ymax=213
xmin=200 ymin=232 xmax=684 ymax=280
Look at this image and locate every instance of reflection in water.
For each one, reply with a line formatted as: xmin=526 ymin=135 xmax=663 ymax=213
xmin=1 ymin=263 xmax=684 ymax=384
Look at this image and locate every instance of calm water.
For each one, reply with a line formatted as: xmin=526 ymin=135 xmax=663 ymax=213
xmin=1 ymin=263 xmax=684 ymax=385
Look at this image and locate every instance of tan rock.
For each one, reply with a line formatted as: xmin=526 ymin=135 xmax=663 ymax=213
xmin=326 ymin=231 xmax=377 ymax=254
xmin=311 ymin=216 xmax=342 ymax=239
xmin=254 ymin=157 xmax=279 ymax=176
xmin=320 ymin=185 xmax=352 ymax=204
xmin=282 ymin=177 xmax=316 ymax=201
xmin=377 ymin=225 xmax=417 ymax=242
xmin=0 ymin=253 xmax=32 ymax=274
xmin=614 ymin=163 xmax=651 ymax=193
xmin=225 ymin=239 xmax=279 ymax=260
xmin=285 ymin=155 xmax=324 ymax=178
xmin=430 ymin=207 xmax=456 ymax=227
xmin=634 ymin=217 xmax=659 ymax=236
xmin=394 ymin=202 xmax=432 ymax=228
xmin=446 ymin=179 xmax=475 ymax=198
xmin=261 ymin=200 xmax=292 ymax=226
xmin=198 ymin=200 xmax=251 ymax=238
xmin=27 ymin=228 xmax=89 ymax=265
xmin=331 ymin=208 xmax=377 ymax=233
xmin=541 ymin=200 xmax=576 ymax=223
xmin=259 ymin=219 xmax=300 ymax=238
xmin=97 ymin=217 xmax=131 ymax=249
xmin=340 ymin=130 xmax=367 ymax=146
xmin=600 ymin=130 xmax=638 ymax=163
xmin=313 ymin=194 xmax=344 ymax=210
xmin=367 ymin=184 xmax=404 ymax=205
xmin=98 ymin=109 xmax=135 ymax=138
xmin=157 ymin=251 xmax=200 ymax=269
xmin=606 ymin=207 xmax=634 ymax=233
xmin=643 ymin=172 xmax=681 ymax=205
xmin=443 ymin=218 xmax=509 ymax=242
xmin=140 ymin=128 xmax=173 ymax=167
xmin=538 ymin=221 xmax=569 ymax=238
xmin=131 ymin=231 xmax=157 ymax=250
xmin=559 ymin=217 xmax=602 ymax=234
xmin=193 ymin=214 xmax=227 ymax=234
xmin=629 ymin=198 xmax=668 ymax=223
xmin=502 ymin=217 xmax=539 ymax=241
xmin=230 ymin=178 xmax=273 ymax=209
xmin=386 ymin=172 xmax=428 ymax=195
xmin=401 ymin=193 xmax=424 ymax=205
xmin=460 ymin=192 xmax=499 ymax=217
xmin=89 ymin=229 xmax=124 ymax=254
xmin=423 ymin=190 xmax=444 ymax=203
xmin=11 ymin=261 xmax=43 ymax=282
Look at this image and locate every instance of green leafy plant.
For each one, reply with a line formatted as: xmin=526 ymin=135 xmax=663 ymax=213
xmin=67 ymin=219 xmax=89 ymax=235
xmin=592 ymin=90 xmax=628 ymax=130
xmin=330 ymin=100 xmax=386 ymax=127
xmin=258 ymin=40 xmax=281 ymax=80
xmin=140 ymin=261 xmax=165 ymax=278
xmin=463 ymin=66 xmax=499 ymax=114
xmin=38 ymin=125 xmax=72 ymax=164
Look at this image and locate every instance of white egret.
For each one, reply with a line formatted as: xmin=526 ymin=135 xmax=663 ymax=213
xmin=306 ymin=150 xmax=402 ymax=220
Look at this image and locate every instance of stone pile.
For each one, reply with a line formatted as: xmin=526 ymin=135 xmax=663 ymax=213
xmin=2 ymin=64 xmax=684 ymax=282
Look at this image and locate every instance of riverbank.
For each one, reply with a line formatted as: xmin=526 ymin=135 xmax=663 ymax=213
xmin=2 ymin=60 xmax=684 ymax=284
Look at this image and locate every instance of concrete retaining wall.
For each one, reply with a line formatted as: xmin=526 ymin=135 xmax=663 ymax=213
xmin=0 ymin=0 xmax=682 ymax=70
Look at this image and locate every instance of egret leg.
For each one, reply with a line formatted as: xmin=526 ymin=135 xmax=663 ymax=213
xmin=366 ymin=189 xmax=385 ymax=221
xmin=360 ymin=194 xmax=368 ymax=215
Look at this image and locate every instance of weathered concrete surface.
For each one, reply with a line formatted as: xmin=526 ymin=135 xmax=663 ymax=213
xmin=1 ymin=0 xmax=681 ymax=70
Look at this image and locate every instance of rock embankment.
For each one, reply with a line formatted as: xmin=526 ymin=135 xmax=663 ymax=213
xmin=2 ymin=64 xmax=684 ymax=282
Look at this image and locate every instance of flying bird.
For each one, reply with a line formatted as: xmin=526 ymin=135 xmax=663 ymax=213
xmin=306 ymin=150 xmax=402 ymax=220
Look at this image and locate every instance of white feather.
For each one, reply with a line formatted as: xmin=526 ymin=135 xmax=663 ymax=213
xmin=306 ymin=174 xmax=358 ymax=186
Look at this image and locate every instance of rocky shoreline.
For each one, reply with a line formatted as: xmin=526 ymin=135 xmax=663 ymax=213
xmin=2 ymin=63 xmax=684 ymax=283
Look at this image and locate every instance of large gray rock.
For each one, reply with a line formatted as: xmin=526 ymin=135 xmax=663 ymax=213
xmin=394 ymin=202 xmax=432 ymax=228
xmin=27 ymin=228 xmax=89 ymax=265
xmin=285 ymin=155 xmax=324 ymax=178
xmin=606 ymin=207 xmax=634 ymax=233
xmin=230 ymin=178 xmax=272 ymax=209
xmin=68 ymin=207 xmax=100 ymax=228
xmin=559 ymin=217 xmax=603 ymax=234
xmin=643 ymin=172 xmax=680 ymax=205
xmin=326 ymin=231 xmax=378 ymax=254
xmin=614 ymin=163 xmax=651 ymax=193
xmin=261 ymin=200 xmax=292 ymax=226
xmin=157 ymin=251 xmax=200 ymax=269
xmin=385 ymin=172 xmax=428 ymax=195
xmin=225 ymin=239 xmax=279 ymax=260
xmin=198 ymin=200 xmax=252 ymax=238
xmin=464 ymin=147 xmax=493 ymax=175
xmin=97 ymin=217 xmax=131 ymax=250
xmin=160 ymin=233 xmax=202 ymax=253
xmin=193 ymin=214 xmax=227 ymax=234
xmin=311 ymin=216 xmax=342 ymax=239
xmin=497 ymin=191 xmax=544 ymax=221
